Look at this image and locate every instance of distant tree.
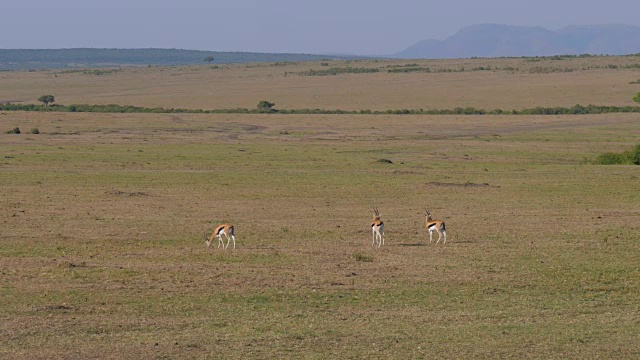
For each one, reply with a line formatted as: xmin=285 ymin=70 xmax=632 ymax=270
xmin=38 ymin=95 xmax=55 ymax=106
xmin=634 ymin=92 xmax=640 ymax=103
xmin=257 ymin=100 xmax=276 ymax=113
xmin=204 ymin=56 xmax=214 ymax=64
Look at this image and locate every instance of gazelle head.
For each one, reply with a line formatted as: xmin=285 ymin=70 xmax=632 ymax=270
xmin=372 ymin=207 xmax=381 ymax=221
xmin=204 ymin=229 xmax=212 ymax=247
xmin=424 ymin=209 xmax=432 ymax=220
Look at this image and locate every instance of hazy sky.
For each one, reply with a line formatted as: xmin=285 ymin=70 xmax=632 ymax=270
xmin=3 ymin=0 xmax=640 ymax=55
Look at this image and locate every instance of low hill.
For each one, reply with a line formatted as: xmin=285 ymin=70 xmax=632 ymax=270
xmin=0 ymin=48 xmax=357 ymax=71
xmin=394 ymin=24 xmax=640 ymax=59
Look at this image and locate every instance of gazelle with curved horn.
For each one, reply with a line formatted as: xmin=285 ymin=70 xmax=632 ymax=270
xmin=204 ymin=223 xmax=236 ymax=250
xmin=425 ymin=209 xmax=446 ymax=244
xmin=371 ymin=207 xmax=385 ymax=247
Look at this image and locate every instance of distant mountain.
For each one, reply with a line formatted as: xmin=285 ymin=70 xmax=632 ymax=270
xmin=0 ymin=48 xmax=359 ymax=71
xmin=393 ymin=24 xmax=640 ymax=59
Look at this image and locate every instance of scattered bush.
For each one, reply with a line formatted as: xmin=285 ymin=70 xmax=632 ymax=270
xmin=595 ymin=144 xmax=640 ymax=165
xmin=6 ymin=127 xmax=20 ymax=134
xmin=596 ymin=152 xmax=628 ymax=165
xmin=297 ymin=67 xmax=380 ymax=76
xmin=271 ymin=61 xmax=297 ymax=67
xmin=257 ymin=100 xmax=276 ymax=113
xmin=387 ymin=66 xmax=431 ymax=73
xmin=37 ymin=95 xmax=55 ymax=106
xmin=29 ymin=128 xmax=40 ymax=134
xmin=629 ymin=145 xmax=640 ymax=165
xmin=82 ymin=69 xmax=119 ymax=75
xmin=1 ymin=102 xmax=640 ymax=116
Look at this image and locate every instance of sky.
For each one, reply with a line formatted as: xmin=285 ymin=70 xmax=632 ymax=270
xmin=2 ymin=0 xmax=640 ymax=55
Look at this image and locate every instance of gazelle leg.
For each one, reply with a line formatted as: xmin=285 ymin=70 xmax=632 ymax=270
xmin=429 ymin=230 xmax=433 ymax=243
xmin=443 ymin=231 xmax=446 ymax=244
xmin=231 ymin=235 xmax=236 ymax=249
xmin=436 ymin=231 xmax=442 ymax=244
xmin=372 ymin=230 xmax=376 ymax=246
xmin=223 ymin=233 xmax=231 ymax=249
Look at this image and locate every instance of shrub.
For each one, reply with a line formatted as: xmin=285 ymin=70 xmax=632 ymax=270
xmin=595 ymin=144 xmax=640 ymax=165
xmin=387 ymin=66 xmax=431 ymax=73
xmin=596 ymin=152 xmax=627 ymax=165
xmin=297 ymin=67 xmax=379 ymax=76
xmin=257 ymin=100 xmax=276 ymax=113
xmin=633 ymin=92 xmax=640 ymax=103
xmin=625 ymin=144 xmax=640 ymax=165
xmin=29 ymin=128 xmax=40 ymax=134
xmin=38 ymin=95 xmax=55 ymax=106
xmin=6 ymin=127 xmax=20 ymax=134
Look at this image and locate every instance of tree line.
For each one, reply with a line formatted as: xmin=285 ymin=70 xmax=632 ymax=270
xmin=3 ymin=101 xmax=640 ymax=116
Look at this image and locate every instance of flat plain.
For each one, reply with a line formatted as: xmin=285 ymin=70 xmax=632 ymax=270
xmin=1 ymin=56 xmax=640 ymax=359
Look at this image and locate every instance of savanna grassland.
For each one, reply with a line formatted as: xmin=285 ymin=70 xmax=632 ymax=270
xmin=1 ymin=56 xmax=640 ymax=359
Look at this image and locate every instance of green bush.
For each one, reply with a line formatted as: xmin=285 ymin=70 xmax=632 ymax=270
xmin=595 ymin=144 xmax=640 ymax=165
xmin=626 ymin=144 xmax=640 ymax=165
xmin=29 ymin=128 xmax=40 ymax=134
xmin=37 ymin=95 xmax=55 ymax=106
xmin=257 ymin=100 xmax=276 ymax=113
xmin=596 ymin=152 xmax=627 ymax=164
xmin=1 ymin=101 xmax=640 ymax=117
xmin=6 ymin=127 xmax=20 ymax=134
xmin=297 ymin=67 xmax=380 ymax=76
xmin=387 ymin=66 xmax=431 ymax=73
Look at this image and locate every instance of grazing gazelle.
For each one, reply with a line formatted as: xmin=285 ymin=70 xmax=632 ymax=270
xmin=204 ymin=223 xmax=236 ymax=250
xmin=371 ymin=207 xmax=385 ymax=247
xmin=425 ymin=209 xmax=446 ymax=244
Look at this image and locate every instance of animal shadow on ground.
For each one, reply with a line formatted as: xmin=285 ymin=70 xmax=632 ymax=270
xmin=397 ymin=242 xmax=426 ymax=247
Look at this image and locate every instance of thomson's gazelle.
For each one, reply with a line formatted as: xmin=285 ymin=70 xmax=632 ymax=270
xmin=371 ymin=207 xmax=384 ymax=247
xmin=425 ymin=210 xmax=446 ymax=244
xmin=204 ymin=223 xmax=236 ymax=250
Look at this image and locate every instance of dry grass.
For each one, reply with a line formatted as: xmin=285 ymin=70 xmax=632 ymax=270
xmin=2 ymin=55 xmax=640 ymax=111
xmin=1 ymin=57 xmax=640 ymax=359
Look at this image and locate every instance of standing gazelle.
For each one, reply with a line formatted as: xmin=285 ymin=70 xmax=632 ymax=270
xmin=371 ymin=207 xmax=385 ymax=247
xmin=204 ymin=223 xmax=236 ymax=250
xmin=425 ymin=209 xmax=446 ymax=244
